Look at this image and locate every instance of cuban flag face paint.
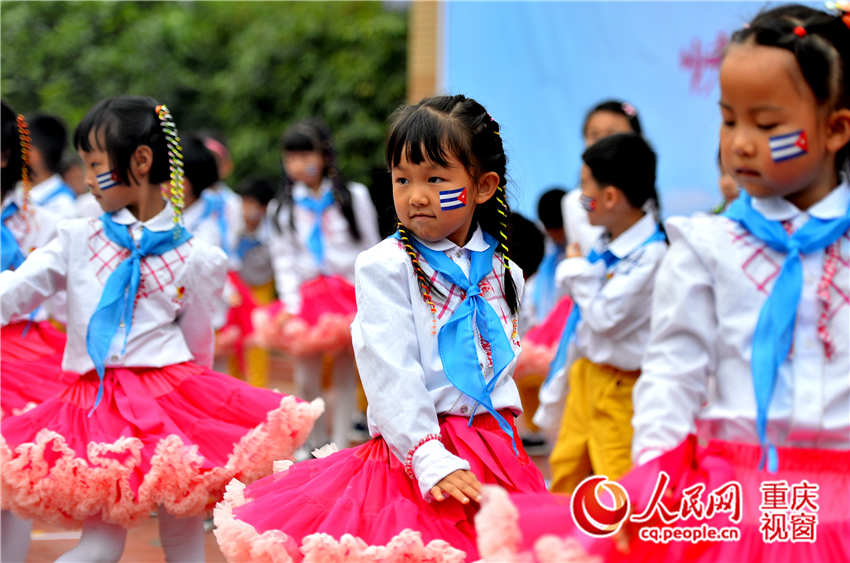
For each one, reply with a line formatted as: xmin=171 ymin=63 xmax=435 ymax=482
xmin=96 ymin=170 xmax=119 ymax=190
xmin=439 ymin=187 xmax=467 ymax=210
xmin=579 ymin=194 xmax=597 ymax=212
xmin=769 ymin=130 xmax=808 ymax=162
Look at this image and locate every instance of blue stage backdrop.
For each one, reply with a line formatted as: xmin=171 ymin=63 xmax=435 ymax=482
xmin=441 ymin=1 xmax=817 ymax=219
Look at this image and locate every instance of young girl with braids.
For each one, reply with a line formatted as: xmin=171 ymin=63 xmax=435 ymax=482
xmin=214 ymin=94 xmax=547 ymax=561
xmin=257 ymin=118 xmax=380 ymax=451
xmin=470 ymin=5 xmax=850 ymax=562
xmin=0 ymin=96 xmax=322 ymax=562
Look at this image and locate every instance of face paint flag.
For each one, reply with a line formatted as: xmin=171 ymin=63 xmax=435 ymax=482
xmin=97 ymin=170 xmax=119 ymax=190
xmin=769 ymin=130 xmax=808 ymax=162
xmin=440 ymin=187 xmax=467 ymax=210
xmin=579 ymin=194 xmax=597 ymax=212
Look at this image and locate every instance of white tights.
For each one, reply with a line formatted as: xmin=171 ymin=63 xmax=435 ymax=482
xmin=1 ymin=509 xmax=33 ymax=563
xmin=294 ymin=355 xmax=357 ymax=451
xmin=54 ymin=509 xmax=204 ymax=562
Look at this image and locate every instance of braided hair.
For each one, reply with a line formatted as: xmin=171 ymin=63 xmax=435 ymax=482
xmin=271 ymin=118 xmax=361 ymax=241
xmin=730 ymin=4 xmax=850 ymax=176
xmin=386 ymin=94 xmax=519 ymax=315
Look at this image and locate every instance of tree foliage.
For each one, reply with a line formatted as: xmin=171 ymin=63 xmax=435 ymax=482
xmin=1 ymin=1 xmax=407 ymax=190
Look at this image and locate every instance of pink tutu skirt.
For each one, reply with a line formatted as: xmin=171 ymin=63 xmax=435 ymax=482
xmin=514 ymin=298 xmax=573 ymax=379
xmin=214 ymin=410 xmax=547 ymax=562
xmin=216 ymin=270 xmax=259 ymax=362
xmin=1 ymin=362 xmax=323 ymax=528
xmin=1 ymin=320 xmax=76 ymax=418
xmin=478 ymin=436 xmax=850 ymax=562
xmin=250 ymin=275 xmax=356 ymax=357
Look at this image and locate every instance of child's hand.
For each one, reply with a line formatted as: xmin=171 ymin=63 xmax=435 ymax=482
xmin=430 ymin=470 xmax=482 ymax=504
xmin=567 ymin=242 xmax=583 ymax=258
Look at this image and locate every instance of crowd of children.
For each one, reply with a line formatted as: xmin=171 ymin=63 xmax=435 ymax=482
xmin=0 ymin=3 xmax=848 ymax=562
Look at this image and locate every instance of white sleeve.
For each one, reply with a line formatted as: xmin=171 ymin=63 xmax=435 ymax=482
xmin=351 ymin=245 xmax=469 ymax=499
xmin=632 ymin=218 xmax=713 ymax=465
xmin=349 ymin=183 xmax=381 ymax=248
xmin=176 ymin=243 xmax=228 ymax=368
xmin=0 ymin=227 xmax=69 ymax=325
xmin=557 ymin=244 xmax=666 ymax=339
xmin=267 ymin=202 xmax=302 ymax=313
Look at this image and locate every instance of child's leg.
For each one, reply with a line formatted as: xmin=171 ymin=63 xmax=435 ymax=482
xmin=588 ymin=366 xmax=639 ymax=482
xmin=330 ymin=356 xmax=356 ymax=448
xmin=1 ymin=510 xmax=32 ymax=562
xmin=548 ymin=358 xmax=593 ymax=493
xmin=55 ymin=517 xmax=127 ymax=563
xmin=157 ymin=509 xmax=205 ymax=563
xmin=294 ymin=355 xmax=328 ymax=450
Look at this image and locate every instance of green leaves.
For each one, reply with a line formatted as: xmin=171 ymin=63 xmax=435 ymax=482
xmin=1 ymin=1 xmax=406 ymax=189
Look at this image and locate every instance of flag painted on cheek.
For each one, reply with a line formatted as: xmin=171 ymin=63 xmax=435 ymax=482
xmin=769 ymin=130 xmax=808 ymax=162
xmin=579 ymin=194 xmax=597 ymax=212
xmin=439 ymin=187 xmax=467 ymax=210
xmin=97 ymin=170 xmax=119 ymax=190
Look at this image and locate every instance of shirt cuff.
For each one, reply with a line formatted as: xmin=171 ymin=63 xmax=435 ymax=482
xmin=556 ymin=257 xmax=604 ymax=289
xmin=411 ymin=438 xmax=471 ymax=500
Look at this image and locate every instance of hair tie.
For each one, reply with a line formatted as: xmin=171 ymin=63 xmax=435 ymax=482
xmin=793 ymin=25 xmax=807 ymax=37
xmin=621 ymin=102 xmax=638 ymax=117
xmin=155 ymin=104 xmax=185 ymax=236
xmin=16 ymin=115 xmax=31 ymax=214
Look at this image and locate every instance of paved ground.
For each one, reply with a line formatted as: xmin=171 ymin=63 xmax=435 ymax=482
xmin=23 ymin=351 xmax=553 ymax=562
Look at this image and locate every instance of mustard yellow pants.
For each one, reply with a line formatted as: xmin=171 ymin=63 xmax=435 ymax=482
xmin=548 ymin=357 xmax=639 ymax=494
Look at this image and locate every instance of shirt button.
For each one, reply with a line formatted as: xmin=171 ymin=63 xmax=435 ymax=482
xmin=460 ymin=405 xmax=469 ymax=414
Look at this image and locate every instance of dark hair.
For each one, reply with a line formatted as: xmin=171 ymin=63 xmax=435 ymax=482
xmin=582 ymin=99 xmax=643 ymax=138
xmin=73 ymin=96 xmax=171 ymax=186
xmin=729 ymin=4 xmax=850 ymax=174
xmin=537 ymin=186 xmax=567 ymax=230
xmin=582 ymin=133 xmax=665 ymax=236
xmin=182 ymin=134 xmax=219 ymax=199
xmin=28 ymin=113 xmax=67 ymax=174
xmin=509 ymin=211 xmax=545 ymax=279
xmin=1 ymin=101 xmax=23 ymax=195
xmin=239 ymin=177 xmax=276 ymax=207
xmin=385 ymin=94 xmax=519 ymax=314
xmin=271 ymin=118 xmax=361 ymax=241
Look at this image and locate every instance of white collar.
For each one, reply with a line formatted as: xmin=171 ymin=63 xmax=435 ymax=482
xmin=1 ymin=189 xmax=24 ymax=211
xmin=752 ymin=181 xmax=850 ymax=221
xmin=110 ymin=201 xmax=176 ymax=232
xmin=24 ymin=174 xmax=63 ymax=202
xmin=415 ymin=224 xmax=489 ymax=253
xmin=292 ymin=178 xmax=332 ymax=199
xmin=607 ymin=213 xmax=659 ymax=259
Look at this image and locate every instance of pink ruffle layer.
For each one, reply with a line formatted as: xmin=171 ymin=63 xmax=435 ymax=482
xmin=213 ymin=412 xmax=547 ymax=562
xmin=249 ymin=275 xmax=356 ymax=357
xmin=1 ymin=320 xmax=76 ymax=419
xmin=484 ymin=437 xmax=850 ymax=563
xmin=1 ymin=362 xmax=323 ymax=528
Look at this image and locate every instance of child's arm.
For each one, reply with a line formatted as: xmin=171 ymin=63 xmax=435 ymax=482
xmin=0 ymin=225 xmax=68 ymax=324
xmin=175 ymin=243 xmax=228 ymax=368
xmin=266 ymin=206 xmax=302 ymax=313
xmin=632 ymin=218 xmax=714 ymax=465
xmin=351 ymin=244 xmax=472 ymax=501
xmin=556 ymin=242 xmax=666 ymax=339
xmin=349 ymin=182 xmax=381 ymax=248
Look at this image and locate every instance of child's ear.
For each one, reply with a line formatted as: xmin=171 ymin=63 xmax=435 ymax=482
xmin=825 ymin=108 xmax=850 ymax=155
xmin=473 ymin=171 xmax=501 ymax=204
xmin=600 ymin=185 xmax=620 ymax=209
xmin=130 ymin=145 xmax=153 ymax=180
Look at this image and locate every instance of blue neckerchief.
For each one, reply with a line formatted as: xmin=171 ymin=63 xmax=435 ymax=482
xmin=192 ymin=190 xmax=230 ymax=256
xmin=398 ymin=231 xmax=519 ymax=453
xmin=85 ymin=213 xmax=192 ymax=414
xmin=236 ymin=235 xmax=262 ymax=260
xmin=295 ymin=190 xmax=335 ymax=267
xmin=532 ymin=243 xmax=565 ymax=323
xmin=724 ymin=191 xmax=850 ymax=472
xmin=543 ymin=227 xmax=666 ymax=387
xmin=1 ymin=202 xmax=26 ymax=271
xmin=37 ymin=182 xmax=76 ymax=206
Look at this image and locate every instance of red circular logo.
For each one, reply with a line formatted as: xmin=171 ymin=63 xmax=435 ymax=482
xmin=571 ymin=475 xmax=630 ymax=537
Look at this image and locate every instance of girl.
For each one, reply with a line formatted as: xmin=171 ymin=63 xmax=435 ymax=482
xmin=547 ymin=132 xmax=668 ymax=494
xmin=476 ymin=5 xmax=850 ymax=562
xmin=258 ymin=118 xmax=380 ymax=450
xmin=214 ymin=94 xmax=547 ymax=561
xmin=0 ymin=96 xmax=322 ymax=562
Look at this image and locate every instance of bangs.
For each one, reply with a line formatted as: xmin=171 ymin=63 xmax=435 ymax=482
xmin=281 ymin=129 xmax=319 ymax=153
xmin=386 ymin=107 xmax=471 ymax=171
xmin=73 ymin=102 xmax=116 ymax=154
